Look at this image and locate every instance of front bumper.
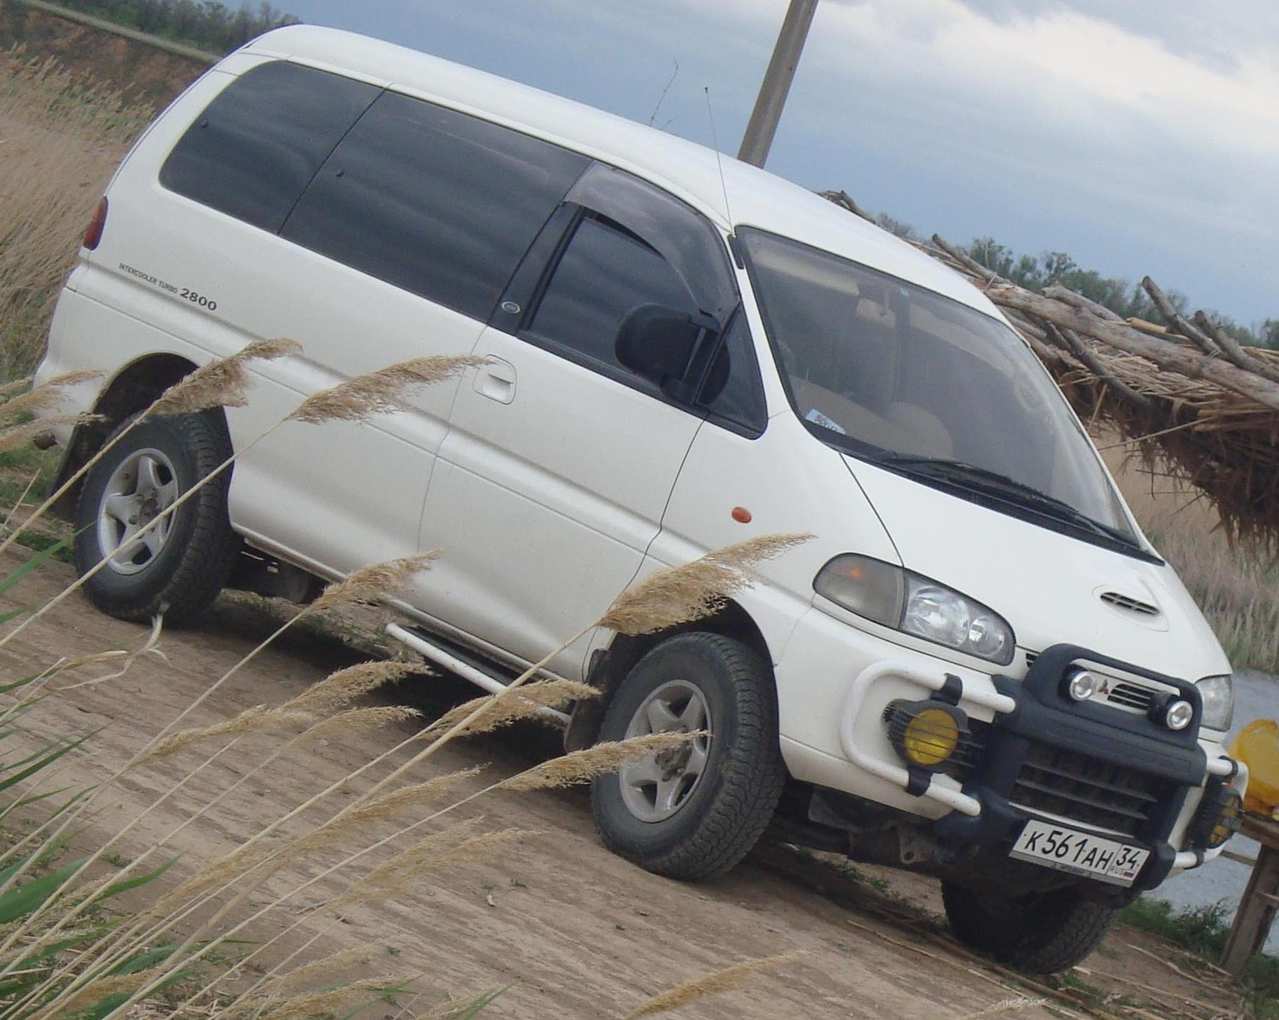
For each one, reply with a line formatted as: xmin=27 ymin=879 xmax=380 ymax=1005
xmin=776 ymin=614 xmax=1244 ymax=889
xmin=929 ymin=645 xmax=1239 ymax=891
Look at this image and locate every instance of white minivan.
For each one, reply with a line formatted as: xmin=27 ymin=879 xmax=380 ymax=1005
xmin=36 ymin=25 xmax=1245 ymax=972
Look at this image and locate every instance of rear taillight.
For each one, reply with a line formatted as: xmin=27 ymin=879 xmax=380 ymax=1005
xmin=83 ymin=196 xmax=108 ymax=250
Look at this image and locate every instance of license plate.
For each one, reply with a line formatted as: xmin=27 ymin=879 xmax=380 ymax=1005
xmin=1010 ymin=819 xmax=1150 ymax=887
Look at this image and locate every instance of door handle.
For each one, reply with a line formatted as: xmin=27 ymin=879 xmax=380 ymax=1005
xmin=474 ymin=356 xmax=517 ymax=404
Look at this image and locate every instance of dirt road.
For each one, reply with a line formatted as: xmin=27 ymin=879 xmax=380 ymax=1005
xmin=0 ymin=553 xmax=1244 ymax=1019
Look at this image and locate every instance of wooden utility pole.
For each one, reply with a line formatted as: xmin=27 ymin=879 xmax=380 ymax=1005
xmin=737 ymin=0 xmax=819 ymax=168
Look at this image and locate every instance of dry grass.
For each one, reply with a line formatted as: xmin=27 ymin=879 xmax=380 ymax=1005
xmin=282 ymin=660 xmax=427 ymax=713
xmin=421 ymin=678 xmax=597 ymax=739
xmin=0 ymin=413 xmax=97 ymax=452
xmin=286 ymin=355 xmax=488 ymax=424
xmin=599 ymin=533 xmax=812 ymax=636
xmin=498 ymin=732 xmax=695 ymax=792
xmin=142 ymin=705 xmax=315 ymax=761
xmin=68 ymin=536 xmax=810 ymax=1017
xmin=1106 ymin=443 xmax=1279 ymax=674
xmin=0 ymin=50 xmax=150 ymax=380
xmin=0 ymin=45 xmax=833 ymax=1020
xmin=150 ymin=338 xmax=302 ymax=416
xmin=622 ymin=952 xmax=802 ymax=1019
xmin=311 ymin=553 xmax=440 ymax=612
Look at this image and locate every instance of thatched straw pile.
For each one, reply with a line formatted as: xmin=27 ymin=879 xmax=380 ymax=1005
xmin=821 ymin=191 xmax=1279 ymax=543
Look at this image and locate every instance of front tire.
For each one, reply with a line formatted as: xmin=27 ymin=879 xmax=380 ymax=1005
xmin=73 ymin=411 xmax=239 ymax=625
xmin=590 ymin=632 xmax=785 ymax=880
xmin=942 ymin=880 xmax=1117 ymax=973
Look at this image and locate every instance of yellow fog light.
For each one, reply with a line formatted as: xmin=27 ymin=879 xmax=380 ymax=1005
xmin=884 ymin=700 xmax=967 ymax=770
xmin=904 ymin=708 xmax=960 ymax=766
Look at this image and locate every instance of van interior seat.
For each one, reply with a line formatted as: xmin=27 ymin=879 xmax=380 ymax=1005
xmin=790 ymin=378 xmax=955 ymax=459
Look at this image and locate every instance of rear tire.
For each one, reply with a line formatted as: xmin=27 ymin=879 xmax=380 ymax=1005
xmin=73 ymin=411 xmax=239 ymax=625
xmin=942 ymin=880 xmax=1116 ymax=973
xmin=590 ymin=632 xmax=785 ymax=880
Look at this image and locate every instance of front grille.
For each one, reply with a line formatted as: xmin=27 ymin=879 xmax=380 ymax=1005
xmin=1022 ymin=650 xmax=1165 ymax=717
xmin=1012 ymin=743 xmax=1166 ymax=837
xmin=1106 ymin=681 xmax=1155 ymax=712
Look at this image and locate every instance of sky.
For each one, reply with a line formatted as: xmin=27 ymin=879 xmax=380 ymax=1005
xmin=275 ymin=0 xmax=1278 ymax=325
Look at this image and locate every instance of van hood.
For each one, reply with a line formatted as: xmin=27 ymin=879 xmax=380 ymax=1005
xmin=843 ymin=457 xmax=1230 ymax=680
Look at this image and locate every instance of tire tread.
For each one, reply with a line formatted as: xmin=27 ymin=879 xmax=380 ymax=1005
xmin=74 ymin=412 xmax=239 ymax=625
xmin=942 ymin=880 xmax=1116 ymax=974
xmin=592 ymin=632 xmax=786 ymax=881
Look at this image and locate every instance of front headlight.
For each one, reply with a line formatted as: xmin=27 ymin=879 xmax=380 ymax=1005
xmin=1197 ymin=674 xmax=1234 ymax=731
xmin=814 ymin=554 xmax=1015 ymax=665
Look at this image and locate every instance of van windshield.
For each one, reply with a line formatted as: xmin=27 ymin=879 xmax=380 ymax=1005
xmin=738 ymin=228 xmax=1135 ymax=542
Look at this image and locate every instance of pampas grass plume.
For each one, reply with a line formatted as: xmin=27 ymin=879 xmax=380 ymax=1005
xmin=285 ymin=660 xmax=426 ymax=713
xmin=340 ymin=822 xmax=525 ymax=905
xmin=59 ymin=967 xmax=159 ymax=1014
xmin=298 ymin=705 xmax=423 ymax=745
xmin=0 ymin=376 xmax=33 ymax=401
xmin=146 ymin=841 xmax=275 ymax=918
xmin=422 ymin=679 xmax=598 ymax=739
xmin=499 ymin=732 xmax=695 ymax=792
xmin=287 ymin=354 xmax=487 ymax=425
xmin=0 ymin=414 xmax=98 ymax=453
xmin=150 ymin=338 xmax=301 ymax=416
xmin=292 ymin=768 xmax=483 ymax=855
xmin=257 ymin=976 xmax=408 ymax=1020
xmin=419 ymin=990 xmax=508 ymax=1020
xmin=266 ymin=947 xmax=379 ymax=998
xmin=623 ymin=952 xmax=802 ymax=1019
xmin=144 ymin=705 xmax=314 ymax=761
xmin=598 ymin=533 xmax=812 ymax=636
xmin=44 ymin=369 xmax=104 ymax=388
xmin=311 ymin=552 xmax=439 ymax=612
xmin=0 ymin=370 xmax=100 ymax=421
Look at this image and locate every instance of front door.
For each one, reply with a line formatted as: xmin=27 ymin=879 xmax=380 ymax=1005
xmin=423 ymin=164 xmax=741 ymax=676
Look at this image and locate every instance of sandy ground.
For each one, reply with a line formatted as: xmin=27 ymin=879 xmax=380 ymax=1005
xmin=0 ymin=552 xmax=1250 ymax=1020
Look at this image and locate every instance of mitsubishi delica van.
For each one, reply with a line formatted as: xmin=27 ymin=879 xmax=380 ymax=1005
xmin=35 ymin=26 xmax=1246 ymax=972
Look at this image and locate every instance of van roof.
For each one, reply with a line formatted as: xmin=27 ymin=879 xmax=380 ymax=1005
xmin=246 ymin=25 xmax=999 ymax=319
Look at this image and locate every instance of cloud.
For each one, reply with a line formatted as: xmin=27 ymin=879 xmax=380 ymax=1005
xmin=801 ymin=0 xmax=1279 ymax=159
xmin=749 ymin=0 xmax=1278 ymax=317
xmin=279 ymin=0 xmax=1278 ymax=320
xmin=954 ymin=0 xmax=1279 ymax=70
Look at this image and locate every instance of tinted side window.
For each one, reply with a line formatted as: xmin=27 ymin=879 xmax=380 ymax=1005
xmin=282 ymin=92 xmax=588 ymax=320
xmin=700 ymin=312 xmax=767 ymax=433
xmin=566 ymin=164 xmax=737 ymax=323
xmin=527 ymin=215 xmax=698 ymax=370
xmin=160 ymin=62 xmax=379 ymax=233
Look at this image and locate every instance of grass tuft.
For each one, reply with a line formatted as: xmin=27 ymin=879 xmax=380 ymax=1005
xmin=0 ymin=50 xmax=150 ymax=381
xmin=1106 ymin=447 xmax=1279 ymax=673
xmin=1120 ymin=897 xmax=1279 ymax=1016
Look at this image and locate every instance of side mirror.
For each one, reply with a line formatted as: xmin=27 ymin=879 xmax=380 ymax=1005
xmin=615 ymin=304 xmax=715 ymax=393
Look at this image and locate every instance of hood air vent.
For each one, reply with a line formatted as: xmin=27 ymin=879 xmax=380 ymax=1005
xmin=1100 ymin=592 xmax=1160 ymax=617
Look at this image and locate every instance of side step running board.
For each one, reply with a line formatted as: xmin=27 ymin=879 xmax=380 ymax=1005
xmin=384 ymin=622 xmax=569 ymax=725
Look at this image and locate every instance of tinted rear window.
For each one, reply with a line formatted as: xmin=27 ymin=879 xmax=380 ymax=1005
xmin=160 ymin=62 xmax=379 ymax=232
xmin=282 ymin=92 xmax=588 ymax=320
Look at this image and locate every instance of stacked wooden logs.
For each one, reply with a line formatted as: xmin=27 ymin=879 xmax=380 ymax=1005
xmin=820 ymin=190 xmax=1279 ymax=541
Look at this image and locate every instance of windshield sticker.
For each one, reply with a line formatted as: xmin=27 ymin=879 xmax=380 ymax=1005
xmin=805 ymin=408 xmax=847 ymax=435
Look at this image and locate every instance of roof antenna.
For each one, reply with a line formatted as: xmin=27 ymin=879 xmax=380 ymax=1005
xmin=649 ymin=59 xmax=679 ymax=127
xmin=704 ymin=86 xmax=734 ymax=232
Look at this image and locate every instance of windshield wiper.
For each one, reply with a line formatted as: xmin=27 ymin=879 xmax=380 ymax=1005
xmin=877 ymin=455 xmax=1137 ymax=547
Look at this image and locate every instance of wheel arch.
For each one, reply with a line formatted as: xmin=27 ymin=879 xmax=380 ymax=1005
xmin=564 ymin=597 xmax=777 ymax=752
xmin=49 ymin=352 xmax=219 ymax=518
